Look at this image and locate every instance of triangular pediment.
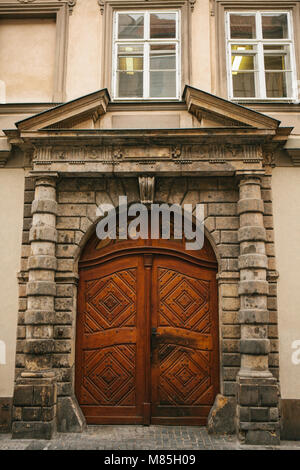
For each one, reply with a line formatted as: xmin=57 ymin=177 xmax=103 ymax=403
xmin=183 ymin=86 xmax=280 ymax=129
xmin=16 ymin=89 xmax=110 ymax=131
xmin=14 ymin=85 xmax=280 ymax=133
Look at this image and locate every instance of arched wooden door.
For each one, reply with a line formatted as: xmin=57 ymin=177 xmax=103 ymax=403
xmin=76 ymin=234 xmax=219 ymax=425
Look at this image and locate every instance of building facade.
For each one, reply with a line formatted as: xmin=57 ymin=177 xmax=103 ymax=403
xmin=0 ymin=0 xmax=300 ymax=444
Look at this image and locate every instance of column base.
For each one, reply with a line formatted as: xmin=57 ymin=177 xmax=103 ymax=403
xmin=12 ymin=370 xmax=57 ymax=440
xmin=237 ymin=375 xmax=280 ymax=445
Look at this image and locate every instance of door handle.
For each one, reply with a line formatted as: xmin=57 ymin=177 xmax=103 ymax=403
xmin=151 ymin=327 xmax=159 ymax=352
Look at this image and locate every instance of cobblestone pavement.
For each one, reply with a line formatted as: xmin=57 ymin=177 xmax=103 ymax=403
xmin=0 ymin=426 xmax=300 ymax=450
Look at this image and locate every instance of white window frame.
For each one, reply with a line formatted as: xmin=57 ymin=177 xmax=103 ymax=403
xmin=225 ymin=10 xmax=298 ymax=102
xmin=112 ymin=9 xmax=181 ymax=100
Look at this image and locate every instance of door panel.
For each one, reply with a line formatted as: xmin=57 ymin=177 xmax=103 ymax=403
xmin=76 ymin=249 xmax=219 ymax=426
xmin=76 ymin=256 xmax=146 ymax=424
xmin=151 ymin=256 xmax=219 ymax=425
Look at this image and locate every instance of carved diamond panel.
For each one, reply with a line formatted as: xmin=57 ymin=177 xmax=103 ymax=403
xmin=158 ymin=268 xmax=211 ymax=332
xmin=81 ymin=345 xmax=136 ymax=406
xmin=84 ymin=269 xmax=136 ymax=333
xmin=158 ymin=345 xmax=213 ymax=405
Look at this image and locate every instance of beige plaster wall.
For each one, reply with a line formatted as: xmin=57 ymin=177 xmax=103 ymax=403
xmin=0 ymin=170 xmax=24 ymax=397
xmin=0 ymin=18 xmax=56 ymax=103
xmin=273 ymin=167 xmax=300 ymax=399
xmin=66 ymin=0 xmax=101 ymax=101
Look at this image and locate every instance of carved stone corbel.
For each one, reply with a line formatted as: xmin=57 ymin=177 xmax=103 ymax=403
xmin=139 ymin=176 xmax=155 ymax=205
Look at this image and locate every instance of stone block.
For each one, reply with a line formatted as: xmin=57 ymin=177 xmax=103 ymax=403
xmin=33 ymin=385 xmax=56 ymax=407
xmin=58 ymin=192 xmax=95 ymax=204
xmin=29 ymin=226 xmax=57 ymax=243
xmin=54 ymin=326 xmax=72 ymax=339
xmin=244 ymin=429 xmax=280 ymax=445
xmin=237 ymin=199 xmax=264 ymax=215
xmin=57 ymin=396 xmax=86 ymax=433
xmin=14 ymin=386 xmax=33 ymax=406
xmin=223 ymin=353 xmax=241 ymax=366
xmin=57 ymin=231 xmax=75 ymax=244
xmin=249 ymin=407 xmax=270 ymax=422
xmin=259 ymin=386 xmax=278 ymax=406
xmin=56 ymin=217 xmax=80 ymax=230
xmin=57 ymin=204 xmax=87 ymax=217
xmin=25 ymin=310 xmax=56 ymax=325
xmin=24 ymin=339 xmax=55 ymax=355
xmin=208 ymin=203 xmax=237 ymax=216
xmin=239 ymin=385 xmax=259 ymax=406
xmin=238 ymin=226 xmax=266 ymax=242
xmin=28 ymin=256 xmax=57 ymax=271
xmin=238 ymin=254 xmax=268 ymax=269
xmin=222 ymin=297 xmax=240 ymax=311
xmin=216 ymin=217 xmax=239 ymax=230
xmin=32 ymin=200 xmax=58 ymax=215
xmin=27 ymin=281 xmax=56 ymax=297
xmin=54 ymin=298 xmax=73 ymax=311
xmin=239 ymin=309 xmax=269 ymax=324
xmin=207 ymin=394 xmax=236 ymax=434
xmin=22 ymin=407 xmax=42 ymax=422
xmin=223 ymin=382 xmax=237 ymax=396
xmin=240 ymin=339 xmax=270 ymax=355
xmin=239 ymin=280 xmax=269 ymax=295
xmin=221 ymin=231 xmax=238 ymax=244
xmin=12 ymin=420 xmax=56 ymax=440
xmin=218 ymin=244 xmax=240 ymax=258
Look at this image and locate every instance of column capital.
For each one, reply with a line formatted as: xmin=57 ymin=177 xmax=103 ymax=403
xmin=236 ymin=170 xmax=265 ymax=184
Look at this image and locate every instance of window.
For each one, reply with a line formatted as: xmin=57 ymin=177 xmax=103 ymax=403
xmin=226 ymin=11 xmax=297 ymax=101
xmin=112 ymin=10 xmax=181 ymax=100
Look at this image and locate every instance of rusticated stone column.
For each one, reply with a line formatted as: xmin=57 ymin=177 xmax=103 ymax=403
xmin=12 ymin=175 xmax=58 ymax=439
xmin=236 ymin=171 xmax=280 ymax=445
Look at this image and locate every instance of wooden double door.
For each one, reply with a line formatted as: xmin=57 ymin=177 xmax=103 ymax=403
xmin=76 ymin=249 xmax=219 ymax=425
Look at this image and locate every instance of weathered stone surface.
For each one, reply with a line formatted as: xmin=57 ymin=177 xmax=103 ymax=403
xmin=238 ymin=226 xmax=266 ymax=242
xmin=244 ymin=429 xmax=280 ymax=445
xmin=31 ymin=200 xmax=58 ymax=215
xmin=28 ymin=256 xmax=57 ymax=271
xmin=57 ymin=396 xmax=86 ymax=433
xmin=240 ymin=339 xmax=270 ymax=355
xmin=27 ymin=281 xmax=56 ymax=297
xmin=237 ymin=198 xmax=264 ymax=215
xmin=12 ymin=420 xmax=56 ymax=440
xmin=25 ymin=310 xmax=56 ymax=325
xmin=207 ymin=394 xmax=236 ymax=435
xmin=238 ymin=280 xmax=269 ymax=296
xmin=29 ymin=226 xmax=57 ymax=243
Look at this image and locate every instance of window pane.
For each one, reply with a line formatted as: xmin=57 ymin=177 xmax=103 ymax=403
xmin=150 ymin=13 xmax=176 ymax=39
xmin=150 ymin=71 xmax=176 ymax=97
xmin=264 ymin=55 xmax=286 ymax=71
xmin=231 ymin=55 xmax=255 ymax=72
xmin=118 ymin=45 xmax=143 ymax=72
xmin=117 ymin=71 xmax=143 ymax=98
xmin=150 ymin=45 xmax=176 ymax=70
xmin=262 ymin=14 xmax=288 ymax=39
xmin=118 ymin=13 xmax=144 ymax=39
xmin=232 ymin=72 xmax=256 ymax=97
xmin=265 ymin=72 xmax=288 ymax=97
xmin=230 ymin=14 xmax=256 ymax=39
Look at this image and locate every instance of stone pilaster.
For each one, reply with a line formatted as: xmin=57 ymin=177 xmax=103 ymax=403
xmin=12 ymin=175 xmax=58 ymax=439
xmin=236 ymin=171 xmax=280 ymax=445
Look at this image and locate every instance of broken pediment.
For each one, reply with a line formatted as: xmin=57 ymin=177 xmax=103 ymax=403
xmin=12 ymin=85 xmax=281 ymax=133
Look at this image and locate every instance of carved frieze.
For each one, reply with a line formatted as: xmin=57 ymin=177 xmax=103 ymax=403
xmin=32 ymin=143 xmax=263 ymax=166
